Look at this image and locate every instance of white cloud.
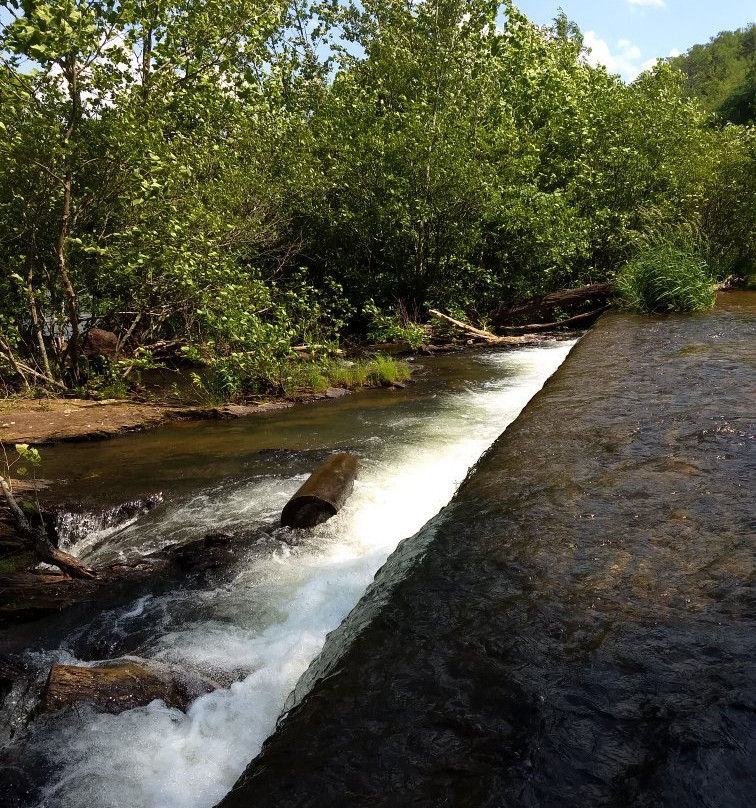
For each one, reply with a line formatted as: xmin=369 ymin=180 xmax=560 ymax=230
xmin=583 ymin=31 xmax=645 ymax=82
xmin=627 ymin=0 xmax=666 ymax=7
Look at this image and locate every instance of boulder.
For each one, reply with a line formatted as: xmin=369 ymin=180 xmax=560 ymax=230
xmin=81 ymin=328 xmax=118 ymax=358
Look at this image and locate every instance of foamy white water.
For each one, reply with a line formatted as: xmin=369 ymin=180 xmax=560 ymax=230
xmin=32 ymin=342 xmax=574 ymax=808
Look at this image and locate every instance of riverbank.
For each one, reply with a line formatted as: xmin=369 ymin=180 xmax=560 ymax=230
xmin=0 ymin=394 xmax=324 ymax=446
xmin=0 ymin=336 xmax=572 ymax=445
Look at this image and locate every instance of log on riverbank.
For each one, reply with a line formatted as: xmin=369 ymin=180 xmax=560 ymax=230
xmin=43 ymin=659 xmax=216 ymax=715
xmin=493 ymin=282 xmax=614 ymax=327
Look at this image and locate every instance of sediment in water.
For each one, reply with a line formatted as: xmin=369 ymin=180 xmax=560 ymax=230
xmin=217 ymin=295 xmax=756 ymax=808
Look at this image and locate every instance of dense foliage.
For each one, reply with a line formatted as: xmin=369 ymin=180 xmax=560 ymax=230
xmin=0 ymin=1 xmax=752 ymax=394
xmin=615 ymin=239 xmax=716 ymax=314
xmin=668 ymin=24 xmax=755 ymax=124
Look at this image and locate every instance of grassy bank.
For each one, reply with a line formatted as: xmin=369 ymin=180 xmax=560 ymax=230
xmin=188 ymin=354 xmax=412 ymax=406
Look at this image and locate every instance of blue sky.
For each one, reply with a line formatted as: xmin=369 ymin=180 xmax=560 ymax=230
xmin=515 ymin=0 xmax=755 ymax=81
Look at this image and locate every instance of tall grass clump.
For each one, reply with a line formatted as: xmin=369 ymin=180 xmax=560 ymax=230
xmin=615 ymin=240 xmax=716 ymax=314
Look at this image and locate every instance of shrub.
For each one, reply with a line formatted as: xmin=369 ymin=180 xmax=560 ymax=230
xmin=365 ymin=356 xmax=411 ymax=386
xmin=615 ymin=241 xmax=716 ymax=313
xmin=188 ymin=353 xmax=411 ymax=404
xmin=363 ymin=301 xmax=426 ymax=349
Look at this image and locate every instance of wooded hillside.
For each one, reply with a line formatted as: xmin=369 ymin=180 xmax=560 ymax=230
xmin=668 ymin=24 xmax=755 ymax=124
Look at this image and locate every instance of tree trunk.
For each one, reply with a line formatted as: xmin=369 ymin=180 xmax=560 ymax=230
xmin=25 ymin=249 xmax=54 ymax=381
xmin=57 ymin=55 xmax=82 ymax=384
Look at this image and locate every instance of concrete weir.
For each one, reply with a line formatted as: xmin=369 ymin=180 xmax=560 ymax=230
xmin=216 ymin=294 xmax=755 ymax=808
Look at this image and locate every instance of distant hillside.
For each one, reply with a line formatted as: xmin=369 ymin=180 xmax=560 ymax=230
xmin=668 ymin=24 xmax=755 ymax=124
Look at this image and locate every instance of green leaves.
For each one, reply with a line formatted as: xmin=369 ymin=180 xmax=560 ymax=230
xmin=0 ymin=1 xmax=751 ymax=395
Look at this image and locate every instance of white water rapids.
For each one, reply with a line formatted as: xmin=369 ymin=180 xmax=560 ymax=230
xmin=26 ymin=342 xmax=574 ymax=808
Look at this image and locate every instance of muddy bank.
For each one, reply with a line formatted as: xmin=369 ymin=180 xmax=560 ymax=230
xmin=217 ymin=292 xmax=755 ymax=808
xmin=0 ymin=398 xmax=301 ymax=446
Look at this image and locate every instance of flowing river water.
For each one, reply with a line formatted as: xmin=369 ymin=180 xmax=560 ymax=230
xmin=0 ymin=340 xmax=575 ymax=808
xmin=216 ymin=293 xmax=756 ymax=808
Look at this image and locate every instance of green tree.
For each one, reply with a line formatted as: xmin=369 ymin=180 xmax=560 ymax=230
xmin=0 ymin=0 xmax=297 ymax=386
xmin=669 ymin=24 xmax=755 ymax=124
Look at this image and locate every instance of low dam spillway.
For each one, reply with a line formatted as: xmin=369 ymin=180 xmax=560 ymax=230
xmin=0 ymin=340 xmax=575 ymax=808
xmin=217 ymin=293 xmax=755 ymax=808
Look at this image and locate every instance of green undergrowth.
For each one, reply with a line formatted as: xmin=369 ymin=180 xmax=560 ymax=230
xmin=190 ymin=353 xmax=411 ymax=405
xmin=615 ymin=240 xmax=716 ymax=314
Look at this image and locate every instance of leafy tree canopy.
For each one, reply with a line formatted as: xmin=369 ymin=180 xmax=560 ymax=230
xmin=668 ymin=23 xmax=755 ymax=124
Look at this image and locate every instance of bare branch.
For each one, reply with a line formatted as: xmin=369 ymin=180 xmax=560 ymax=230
xmin=31 ymin=160 xmax=66 ymax=186
xmin=0 ymin=477 xmax=97 ymax=580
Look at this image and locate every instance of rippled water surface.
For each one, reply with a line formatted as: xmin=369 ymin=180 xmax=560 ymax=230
xmin=0 ymin=341 xmax=575 ymax=808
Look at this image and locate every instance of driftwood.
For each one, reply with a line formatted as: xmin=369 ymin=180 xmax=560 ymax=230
xmin=493 ymin=282 xmax=614 ymax=326
xmin=0 ymin=335 xmax=67 ymax=391
xmin=499 ymin=305 xmax=610 ymax=333
xmin=0 ymin=478 xmax=96 ymax=580
xmin=428 ymin=310 xmax=534 ymax=345
xmin=281 ymin=453 xmax=359 ymax=529
xmin=43 ymin=659 xmax=216 ymax=715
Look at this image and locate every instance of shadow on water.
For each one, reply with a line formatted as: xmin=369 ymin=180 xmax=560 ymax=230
xmin=216 ymin=292 xmax=755 ymax=808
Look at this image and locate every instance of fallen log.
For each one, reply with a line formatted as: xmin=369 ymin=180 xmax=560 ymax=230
xmin=281 ymin=453 xmax=359 ymax=529
xmin=0 ymin=478 xmax=96 ymax=580
xmin=42 ymin=658 xmax=216 ymax=715
xmin=499 ymin=305 xmax=610 ymax=333
xmin=0 ymin=533 xmax=235 ymax=619
xmin=0 ymin=571 xmax=103 ymax=614
xmin=493 ymin=282 xmax=614 ymax=326
xmin=427 ymin=310 xmax=534 ymax=345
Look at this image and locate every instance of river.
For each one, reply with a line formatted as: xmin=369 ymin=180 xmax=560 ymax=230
xmin=216 ymin=293 xmax=756 ymax=808
xmin=0 ymin=339 xmax=575 ymax=808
